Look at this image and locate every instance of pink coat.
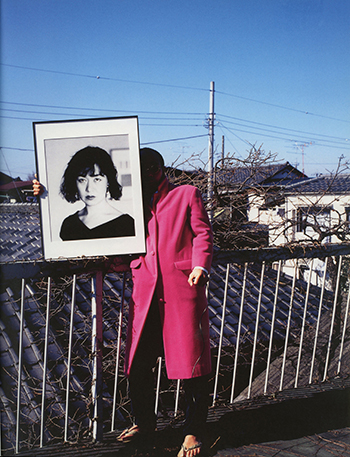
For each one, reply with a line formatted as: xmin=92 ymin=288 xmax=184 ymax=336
xmin=125 ymin=178 xmax=213 ymax=379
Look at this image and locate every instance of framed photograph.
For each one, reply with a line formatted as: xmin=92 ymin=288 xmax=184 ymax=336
xmin=33 ymin=116 xmax=145 ymax=260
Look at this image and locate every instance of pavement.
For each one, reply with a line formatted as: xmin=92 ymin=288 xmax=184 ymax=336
xmin=15 ymin=387 xmax=350 ymax=456
xmin=211 ymin=428 xmax=350 ymax=456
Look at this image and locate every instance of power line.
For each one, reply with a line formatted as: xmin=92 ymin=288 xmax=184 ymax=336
xmin=0 ymin=146 xmax=34 ymax=152
xmin=1 ymin=109 xmax=205 ymax=124
xmin=0 ymin=101 xmax=205 ymax=116
xmin=216 ymin=90 xmax=350 ymax=124
xmin=2 ymin=63 xmax=349 ymax=124
xmin=1 ymin=63 xmax=207 ymax=92
xmin=218 ymin=122 xmax=350 ymax=151
xmin=141 ymin=134 xmax=207 ymax=146
xmin=216 ymin=117 xmax=349 ymax=147
xmin=2 ymin=101 xmax=348 ymax=146
xmin=1 ymin=134 xmax=208 ymax=153
xmin=217 ymin=113 xmax=349 ymax=142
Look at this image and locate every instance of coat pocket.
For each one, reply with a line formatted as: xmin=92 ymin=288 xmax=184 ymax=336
xmin=130 ymin=258 xmax=142 ymax=269
xmin=174 ymin=259 xmax=192 ymax=271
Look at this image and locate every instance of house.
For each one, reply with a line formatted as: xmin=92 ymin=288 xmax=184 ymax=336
xmin=211 ymin=162 xmax=307 ymax=249
xmin=0 ymin=172 xmax=35 ymax=203
xmin=248 ymin=174 xmax=350 ymax=245
xmin=1 ymin=202 xmax=347 ymax=453
xmin=247 ymin=174 xmax=350 ymax=283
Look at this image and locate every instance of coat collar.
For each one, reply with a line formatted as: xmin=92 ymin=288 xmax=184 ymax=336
xmin=152 ymin=176 xmax=174 ymax=207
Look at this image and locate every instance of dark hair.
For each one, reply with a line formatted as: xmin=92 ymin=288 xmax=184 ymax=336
xmin=60 ymin=146 xmax=122 ymax=203
xmin=140 ymin=147 xmax=165 ymax=168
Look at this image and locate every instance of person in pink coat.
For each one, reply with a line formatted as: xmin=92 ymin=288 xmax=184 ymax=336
xmin=118 ymin=148 xmax=213 ymax=456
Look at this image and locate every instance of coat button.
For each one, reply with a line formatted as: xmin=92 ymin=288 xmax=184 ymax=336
xmin=150 ymin=251 xmax=155 ymax=256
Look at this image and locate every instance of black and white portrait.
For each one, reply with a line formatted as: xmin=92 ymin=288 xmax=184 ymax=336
xmin=34 ymin=117 xmax=145 ymax=260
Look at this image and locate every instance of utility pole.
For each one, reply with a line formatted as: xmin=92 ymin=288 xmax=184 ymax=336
xmin=221 ymin=135 xmax=225 ymax=161
xmin=207 ymin=81 xmax=215 ymax=220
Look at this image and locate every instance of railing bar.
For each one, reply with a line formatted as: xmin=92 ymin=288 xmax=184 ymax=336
xmin=40 ymin=277 xmax=51 ymax=448
xmin=230 ymin=263 xmax=248 ymax=404
xmin=111 ymin=272 xmax=126 ymax=432
xmin=323 ymin=256 xmax=342 ymax=382
xmin=280 ymin=262 xmax=298 ymax=391
xmin=91 ymin=272 xmax=103 ymax=442
xmin=15 ymin=279 xmax=26 ymax=454
xmin=247 ymin=262 xmax=265 ymax=400
xmin=295 ymin=259 xmax=314 ymax=388
xmin=337 ymin=280 xmax=350 ymax=374
xmin=309 ymin=257 xmax=328 ymax=384
xmin=174 ymin=379 xmax=181 ymax=417
xmin=64 ymin=274 xmax=76 ymax=442
xmin=154 ymin=357 xmax=162 ymax=414
xmin=212 ymin=264 xmax=230 ymax=406
xmin=264 ymin=260 xmax=282 ymax=395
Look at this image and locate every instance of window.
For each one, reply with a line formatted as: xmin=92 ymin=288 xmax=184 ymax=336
xmin=346 ymin=208 xmax=350 ymax=232
xmin=296 ymin=206 xmax=331 ymax=235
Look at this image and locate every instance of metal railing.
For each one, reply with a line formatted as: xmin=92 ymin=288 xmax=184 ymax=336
xmin=0 ymin=243 xmax=349 ymax=454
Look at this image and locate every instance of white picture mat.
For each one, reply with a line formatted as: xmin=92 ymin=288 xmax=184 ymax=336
xmin=34 ymin=117 xmax=145 ymax=260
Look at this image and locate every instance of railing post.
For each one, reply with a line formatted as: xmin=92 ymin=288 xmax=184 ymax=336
xmin=230 ymin=263 xmax=248 ymax=403
xmin=64 ymin=274 xmax=76 ymax=442
xmin=309 ymin=257 xmax=328 ymax=384
xmin=15 ymin=279 xmax=26 ymax=454
xmin=174 ymin=379 xmax=181 ymax=417
xmin=323 ymin=256 xmax=342 ymax=381
xmin=40 ymin=277 xmax=51 ymax=448
xmin=91 ymin=271 xmax=104 ymax=442
xmin=247 ymin=262 xmax=265 ymax=399
xmin=212 ymin=264 xmax=230 ymax=406
xmin=264 ymin=260 xmax=281 ymax=394
xmin=155 ymin=357 xmax=162 ymax=414
xmin=280 ymin=262 xmax=298 ymax=391
xmin=295 ymin=259 xmax=313 ymax=388
xmin=111 ymin=272 xmax=126 ymax=432
xmin=338 ymin=281 xmax=350 ymax=374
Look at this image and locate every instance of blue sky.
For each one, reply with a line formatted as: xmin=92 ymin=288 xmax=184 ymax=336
xmin=1 ymin=0 xmax=349 ymax=179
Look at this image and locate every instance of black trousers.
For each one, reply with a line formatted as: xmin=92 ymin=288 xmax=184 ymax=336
xmin=128 ymin=295 xmax=210 ymax=437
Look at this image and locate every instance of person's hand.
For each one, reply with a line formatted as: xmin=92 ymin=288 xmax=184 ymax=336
xmin=188 ymin=267 xmax=209 ymax=287
xmin=33 ymin=179 xmax=44 ymax=197
xmin=104 ymin=255 xmax=135 ymax=273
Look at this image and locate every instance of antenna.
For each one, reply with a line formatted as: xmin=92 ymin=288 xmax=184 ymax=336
xmin=292 ymin=141 xmax=313 ymax=175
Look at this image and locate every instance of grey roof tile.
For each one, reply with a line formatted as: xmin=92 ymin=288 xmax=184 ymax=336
xmin=0 ymin=202 xmax=338 ymax=452
xmin=285 ymin=174 xmax=350 ymax=194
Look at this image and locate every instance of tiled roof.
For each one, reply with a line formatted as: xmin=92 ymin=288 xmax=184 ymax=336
xmin=285 ymin=174 xmax=350 ymax=195
xmin=0 ymin=203 xmax=336 ymax=452
xmin=0 ymin=203 xmax=42 ymax=262
xmin=0 ymin=204 xmax=334 ymax=351
xmin=214 ymin=162 xmax=306 ymax=189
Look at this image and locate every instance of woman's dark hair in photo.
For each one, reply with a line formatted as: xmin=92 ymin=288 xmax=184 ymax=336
xmin=60 ymin=146 xmax=122 ymax=203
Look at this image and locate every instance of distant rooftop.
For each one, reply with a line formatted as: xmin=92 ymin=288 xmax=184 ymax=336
xmin=0 ymin=203 xmax=42 ymax=263
xmin=284 ymin=173 xmax=350 ymax=194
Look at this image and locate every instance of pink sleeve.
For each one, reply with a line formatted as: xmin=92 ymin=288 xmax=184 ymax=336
xmin=189 ymin=187 xmax=213 ymax=272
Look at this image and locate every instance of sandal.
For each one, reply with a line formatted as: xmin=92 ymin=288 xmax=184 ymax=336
xmin=178 ymin=440 xmax=202 ymax=456
xmin=117 ymin=424 xmax=141 ymax=443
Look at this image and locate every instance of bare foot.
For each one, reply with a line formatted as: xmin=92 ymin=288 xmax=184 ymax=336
xmin=177 ymin=434 xmax=202 ymax=456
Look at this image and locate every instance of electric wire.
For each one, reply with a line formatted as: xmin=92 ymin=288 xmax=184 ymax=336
xmin=216 ymin=90 xmax=350 ymax=124
xmin=1 ymin=63 xmax=207 ymax=92
xmin=217 ymin=113 xmax=349 ymax=142
xmin=217 ymin=120 xmax=350 ymax=151
xmin=1 ymin=100 xmax=205 ymax=116
xmin=2 ymin=63 xmax=349 ymax=124
xmin=2 ymin=101 xmax=348 ymax=146
xmin=141 ymin=134 xmax=207 ymax=146
xmin=2 ymin=105 xmax=348 ymax=150
xmin=2 ymin=63 xmax=349 ymax=177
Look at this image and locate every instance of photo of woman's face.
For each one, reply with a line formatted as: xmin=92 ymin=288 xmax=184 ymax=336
xmin=76 ymin=164 xmax=108 ymax=207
